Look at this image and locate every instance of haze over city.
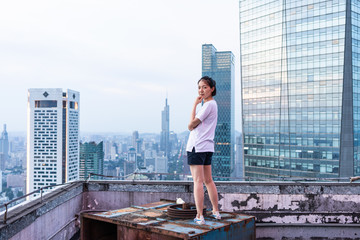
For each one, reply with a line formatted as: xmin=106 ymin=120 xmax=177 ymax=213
xmin=0 ymin=0 xmax=242 ymax=134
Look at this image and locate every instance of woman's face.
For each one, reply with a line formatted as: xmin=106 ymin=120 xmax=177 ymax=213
xmin=198 ymin=80 xmax=214 ymax=100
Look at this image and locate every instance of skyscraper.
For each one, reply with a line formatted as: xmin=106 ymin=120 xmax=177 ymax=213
xmin=160 ymin=98 xmax=170 ymax=157
xmin=27 ymin=89 xmax=80 ymax=194
xmin=79 ymin=141 xmax=104 ymax=180
xmin=240 ymin=0 xmax=359 ymax=179
xmin=202 ymin=44 xmax=235 ymax=179
xmin=132 ymin=131 xmax=140 ymax=153
xmin=125 ymin=147 xmax=136 ymax=175
xmin=0 ymin=124 xmax=9 ymax=171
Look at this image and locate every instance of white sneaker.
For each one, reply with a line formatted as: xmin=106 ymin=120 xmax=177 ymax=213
xmin=212 ymin=211 xmax=221 ymax=220
xmin=194 ymin=215 xmax=206 ymax=225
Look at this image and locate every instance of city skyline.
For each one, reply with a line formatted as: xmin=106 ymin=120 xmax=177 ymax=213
xmin=0 ymin=0 xmax=242 ymax=134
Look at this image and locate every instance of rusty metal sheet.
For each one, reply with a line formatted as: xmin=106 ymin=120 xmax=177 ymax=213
xmin=155 ymin=222 xmax=208 ymax=236
xmin=141 ymin=200 xmax=174 ymax=208
xmin=81 ymin=200 xmax=256 ymax=240
xmin=93 ymin=207 xmax=140 ymax=218
xmin=140 ymin=209 xmax=166 ymax=218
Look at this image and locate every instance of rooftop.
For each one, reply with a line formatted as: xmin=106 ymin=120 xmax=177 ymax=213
xmin=1 ymin=180 xmax=360 ymax=239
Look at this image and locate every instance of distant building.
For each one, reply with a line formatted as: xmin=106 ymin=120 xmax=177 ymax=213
xmin=235 ymin=135 xmax=244 ymax=180
xmin=132 ymin=131 xmax=139 ymax=152
xmin=79 ymin=141 xmax=104 ymax=180
xmin=155 ymin=156 xmax=167 ymax=174
xmin=135 ymin=139 xmax=143 ymax=154
xmin=240 ymin=0 xmax=360 ymax=179
xmin=169 ymin=131 xmax=178 ymax=156
xmin=160 ymin=98 xmax=170 ymax=157
xmin=125 ymin=147 xmax=136 ymax=175
xmin=27 ymin=89 xmax=80 ymax=194
xmin=202 ymin=44 xmax=235 ymax=180
xmin=108 ymin=142 xmax=118 ymax=160
xmin=144 ymin=149 xmax=156 ymax=171
xmin=120 ymin=143 xmax=128 ymax=153
xmin=0 ymin=124 xmax=9 ymax=171
xmin=103 ymin=141 xmax=112 ymax=161
xmin=0 ymin=154 xmax=5 ymax=172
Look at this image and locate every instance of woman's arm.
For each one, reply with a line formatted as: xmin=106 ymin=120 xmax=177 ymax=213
xmin=188 ymin=96 xmax=202 ymax=131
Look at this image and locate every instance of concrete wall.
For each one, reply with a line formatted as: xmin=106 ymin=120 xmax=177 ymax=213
xmin=216 ymin=182 xmax=360 ymax=224
xmin=10 ymin=194 xmax=82 ymax=240
xmin=0 ymin=183 xmax=83 ymax=240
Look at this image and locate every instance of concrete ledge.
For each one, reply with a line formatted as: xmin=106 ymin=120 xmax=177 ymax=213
xmin=0 ymin=182 xmax=83 ymax=240
xmin=0 ymin=180 xmax=359 ymax=240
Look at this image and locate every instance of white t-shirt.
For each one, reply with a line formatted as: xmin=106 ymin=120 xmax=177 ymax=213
xmin=186 ymin=100 xmax=218 ymax=153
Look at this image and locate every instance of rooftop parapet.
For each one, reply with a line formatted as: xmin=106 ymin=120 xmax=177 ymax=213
xmin=0 ymin=180 xmax=359 ymax=239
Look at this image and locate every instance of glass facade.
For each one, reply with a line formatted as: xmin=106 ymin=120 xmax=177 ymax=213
xmin=202 ymin=44 xmax=235 ymax=180
xmin=352 ymin=1 xmax=360 ymax=175
xmin=240 ymin=0 xmax=359 ymax=179
xmin=79 ymin=141 xmax=104 ymax=180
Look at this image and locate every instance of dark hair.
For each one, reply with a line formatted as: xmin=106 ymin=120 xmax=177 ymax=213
xmin=198 ymin=76 xmax=216 ymax=96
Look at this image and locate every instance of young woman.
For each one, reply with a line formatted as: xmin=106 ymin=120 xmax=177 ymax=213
xmin=186 ymin=76 xmax=221 ymax=225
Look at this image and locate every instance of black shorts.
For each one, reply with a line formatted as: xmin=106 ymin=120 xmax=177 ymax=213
xmin=187 ymin=147 xmax=213 ymax=165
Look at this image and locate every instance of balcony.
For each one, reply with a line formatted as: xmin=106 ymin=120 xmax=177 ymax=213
xmin=0 ymin=180 xmax=359 ymax=239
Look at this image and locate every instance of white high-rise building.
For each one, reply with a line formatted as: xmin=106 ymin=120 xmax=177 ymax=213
xmin=27 ymin=89 xmax=80 ymax=194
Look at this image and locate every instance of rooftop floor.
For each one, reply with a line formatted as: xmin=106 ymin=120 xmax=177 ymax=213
xmin=1 ymin=180 xmax=360 ymax=239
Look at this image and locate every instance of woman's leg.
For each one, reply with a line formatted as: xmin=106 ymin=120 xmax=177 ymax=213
xmin=203 ymin=165 xmax=219 ymax=212
xmin=190 ymin=165 xmax=205 ymax=217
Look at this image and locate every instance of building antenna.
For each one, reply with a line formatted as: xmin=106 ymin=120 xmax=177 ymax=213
xmin=166 ymin=89 xmax=168 ymax=105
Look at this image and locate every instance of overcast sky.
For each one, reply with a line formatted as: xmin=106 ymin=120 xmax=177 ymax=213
xmin=0 ymin=0 xmax=241 ymax=134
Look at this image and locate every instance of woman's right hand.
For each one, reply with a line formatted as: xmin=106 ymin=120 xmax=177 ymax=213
xmin=194 ymin=96 xmax=203 ymax=105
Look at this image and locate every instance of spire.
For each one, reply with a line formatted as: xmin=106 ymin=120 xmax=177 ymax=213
xmin=1 ymin=124 xmax=7 ymax=139
xmin=165 ymin=90 xmax=168 ymax=106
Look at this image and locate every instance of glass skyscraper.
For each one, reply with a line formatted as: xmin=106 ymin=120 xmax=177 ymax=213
xmin=240 ymin=0 xmax=360 ymax=179
xmin=79 ymin=141 xmax=104 ymax=180
xmin=160 ymin=98 xmax=170 ymax=157
xmin=0 ymin=124 xmax=9 ymax=171
xmin=202 ymin=44 xmax=235 ymax=180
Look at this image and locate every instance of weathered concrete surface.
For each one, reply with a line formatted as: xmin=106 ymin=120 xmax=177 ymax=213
xmin=83 ymin=180 xmax=193 ymax=211
xmin=10 ymin=194 xmax=81 ymax=240
xmin=256 ymin=225 xmax=360 ymax=240
xmin=217 ymin=182 xmax=360 ymax=225
xmin=0 ymin=182 xmax=83 ymax=240
xmin=1 ymin=181 xmax=360 ymax=240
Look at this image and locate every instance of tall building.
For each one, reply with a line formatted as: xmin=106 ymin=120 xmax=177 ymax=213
xmin=0 ymin=124 xmax=9 ymax=170
xmin=125 ymin=147 xmax=136 ymax=175
xmin=155 ymin=156 xmax=168 ymax=174
xmin=160 ymin=98 xmax=170 ymax=157
xmin=79 ymin=141 xmax=104 ymax=180
xmin=132 ymin=131 xmax=139 ymax=147
xmin=132 ymin=131 xmax=141 ymax=153
xmin=235 ymin=134 xmax=244 ymax=180
xmin=0 ymin=171 xmax=2 ymax=193
xmin=202 ymin=44 xmax=235 ymax=179
xmin=27 ymin=89 xmax=80 ymax=194
xmin=240 ymin=0 xmax=359 ymax=179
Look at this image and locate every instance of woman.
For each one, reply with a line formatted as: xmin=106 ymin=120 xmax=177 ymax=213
xmin=186 ymin=76 xmax=221 ymax=225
